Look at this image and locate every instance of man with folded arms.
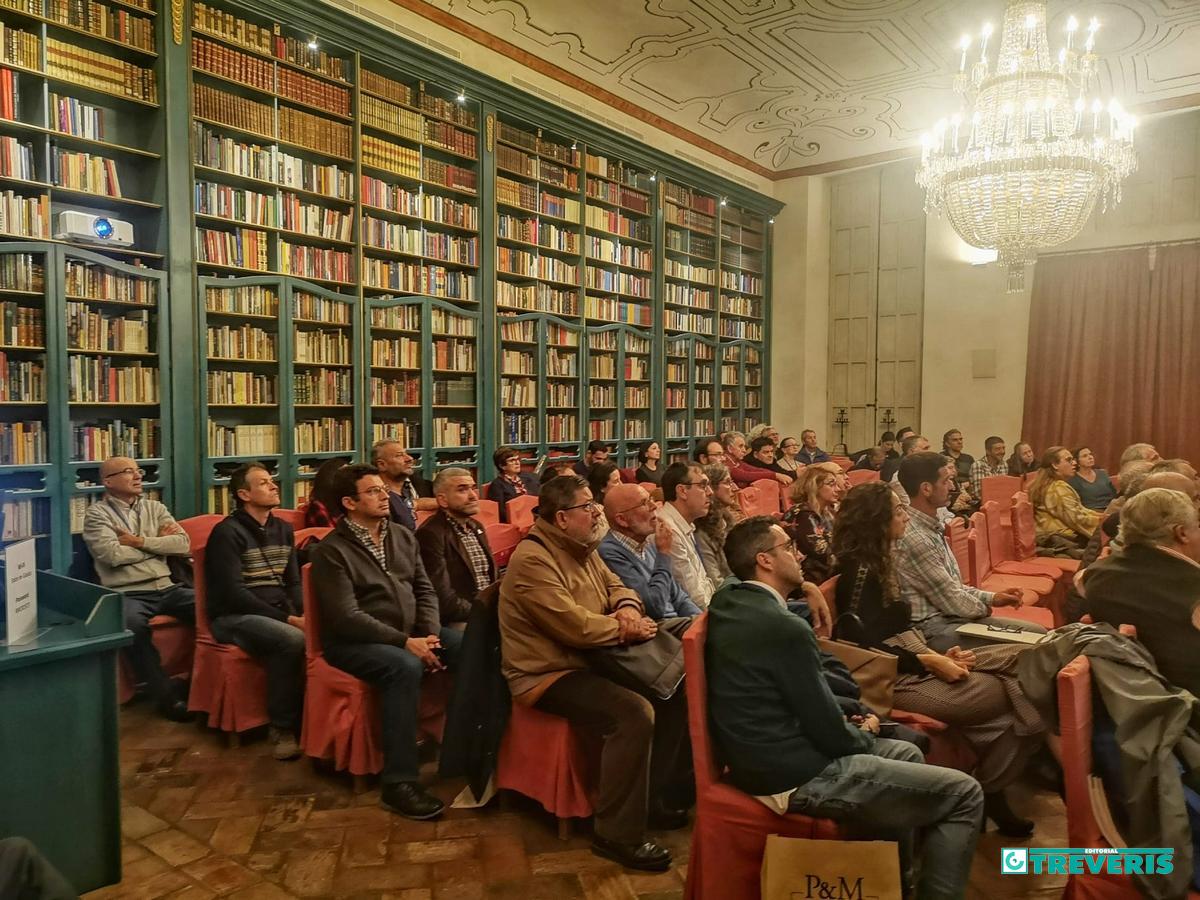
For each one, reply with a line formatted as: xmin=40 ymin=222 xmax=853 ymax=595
xmin=499 ymin=474 xmax=689 ymax=872
xmin=708 ymin=516 xmax=984 ymax=899
xmin=310 ymin=463 xmax=461 ymax=820
xmin=83 ymin=456 xmax=194 ymax=721
xmin=204 ymin=462 xmax=305 ymax=760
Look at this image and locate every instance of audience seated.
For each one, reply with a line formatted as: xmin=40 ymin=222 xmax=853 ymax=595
xmin=1119 ymin=442 xmax=1161 ymax=466
xmin=832 ymin=482 xmax=1045 ymax=835
xmin=796 ymin=429 xmax=831 ymax=465
xmin=416 ymin=468 xmax=496 ymax=629
xmin=309 ymin=463 xmax=460 ymax=820
xmin=82 ymin=456 xmax=195 ymax=721
xmin=851 ymin=431 xmax=897 ymax=466
xmin=694 ymin=464 xmax=744 ymax=585
xmin=204 ymin=463 xmax=305 ymax=760
xmin=968 ymin=437 xmax=1008 ymax=505
xmin=723 ymin=430 xmax=789 ymax=487
xmin=573 ymin=440 xmax=611 ymax=476
xmin=894 ymin=452 xmax=1045 ymax=650
xmin=1007 ymin=441 xmax=1038 ymax=476
xmin=781 ymin=466 xmax=838 ymax=585
xmin=775 ymin=436 xmax=803 ymax=476
xmin=303 ymin=457 xmax=349 ymax=528
xmin=744 ymin=435 xmax=795 ymax=483
xmin=695 ymin=439 xmax=725 ymax=467
xmin=707 ymin=516 xmax=984 ymax=898
xmin=657 ymin=462 xmax=718 ymax=609
xmin=498 ymin=474 xmax=689 ymax=872
xmin=540 ymin=459 xmax=576 ymax=485
xmin=1067 ymin=446 xmax=1117 ymax=512
xmin=881 ymin=433 xmax=930 ymax=488
xmin=598 ymin=483 xmax=701 ymax=620
xmin=487 ymin=446 xmax=539 ymax=524
xmin=851 ymin=446 xmax=887 ymax=472
xmin=371 ymin=440 xmax=435 ymax=530
xmin=942 ymin=429 xmax=974 ymax=491
xmin=1029 ymin=447 xmax=1102 ymax=557
xmin=634 ymin=441 xmax=664 ymax=485
xmin=1081 ymin=485 xmax=1200 ymax=698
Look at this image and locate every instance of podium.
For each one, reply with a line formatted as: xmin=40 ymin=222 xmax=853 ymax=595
xmin=0 ymin=567 xmax=131 ymax=893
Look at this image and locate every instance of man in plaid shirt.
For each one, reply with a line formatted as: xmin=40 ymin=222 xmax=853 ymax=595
xmin=968 ymin=437 xmax=1010 ymax=503
xmin=894 ymin=452 xmax=1045 ymax=651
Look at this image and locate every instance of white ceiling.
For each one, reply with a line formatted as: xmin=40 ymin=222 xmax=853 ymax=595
xmin=417 ymin=0 xmax=1200 ymax=176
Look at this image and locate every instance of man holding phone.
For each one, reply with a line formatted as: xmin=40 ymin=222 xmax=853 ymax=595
xmin=310 ymin=463 xmax=460 ymax=820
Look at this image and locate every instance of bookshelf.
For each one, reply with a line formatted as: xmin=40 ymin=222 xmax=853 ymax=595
xmin=0 ymin=0 xmax=164 ymax=261
xmin=663 ymin=179 xmax=718 ymax=341
xmin=718 ymin=201 xmax=766 ymax=432
xmin=584 ymin=322 xmax=653 ymax=467
xmin=664 ymin=333 xmax=718 ymax=460
xmin=583 ymin=148 xmax=654 ymax=330
xmin=495 ymin=311 xmax=583 ymax=468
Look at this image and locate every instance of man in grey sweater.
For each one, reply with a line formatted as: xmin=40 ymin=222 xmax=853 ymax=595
xmin=82 ymin=456 xmax=194 ymax=720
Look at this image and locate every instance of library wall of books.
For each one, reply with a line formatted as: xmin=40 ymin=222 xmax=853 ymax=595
xmin=0 ymin=0 xmax=775 ymax=571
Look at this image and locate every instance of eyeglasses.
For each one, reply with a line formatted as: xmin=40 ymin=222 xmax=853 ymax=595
xmin=680 ymin=479 xmax=713 ymax=492
xmin=104 ymin=467 xmax=145 ymax=479
xmin=763 ymin=538 xmax=799 ymax=556
xmin=356 ymin=486 xmax=390 ymax=497
xmin=562 ymin=500 xmax=601 ymax=513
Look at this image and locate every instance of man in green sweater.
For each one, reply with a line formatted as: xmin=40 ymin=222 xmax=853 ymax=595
xmin=707 ymin=516 xmax=984 ymax=899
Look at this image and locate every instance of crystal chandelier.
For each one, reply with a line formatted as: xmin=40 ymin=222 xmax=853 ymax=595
xmin=916 ymin=1 xmax=1137 ymax=291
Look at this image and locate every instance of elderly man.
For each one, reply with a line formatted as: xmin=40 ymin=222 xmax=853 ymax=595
xmin=1119 ymin=442 xmax=1161 ymax=466
xmin=371 ymin=440 xmax=435 ymax=530
xmin=1081 ymin=485 xmax=1200 ymax=697
xmin=82 ymin=456 xmax=194 ymax=720
xmin=707 ymin=516 xmax=984 ymax=899
xmin=657 ymin=462 xmax=717 ymax=609
xmin=416 ymin=467 xmax=495 ymax=627
xmin=797 ymin=429 xmax=831 ymax=465
xmin=310 ymin=464 xmax=461 ymax=820
xmin=598 ymin=482 xmax=701 ymax=620
xmin=894 ymin=452 xmax=1045 ymax=651
xmin=724 ymin=430 xmax=788 ymax=488
xmin=499 ymin=475 xmax=689 ymax=872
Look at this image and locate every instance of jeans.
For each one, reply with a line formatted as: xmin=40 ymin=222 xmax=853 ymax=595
xmin=123 ymin=584 xmax=196 ymax=701
xmin=787 ymin=737 xmax=984 ymax=900
xmin=918 ymin=613 xmax=1047 ymax=652
xmin=210 ymin=613 xmax=305 ymax=732
xmin=323 ymin=626 xmax=463 ymax=783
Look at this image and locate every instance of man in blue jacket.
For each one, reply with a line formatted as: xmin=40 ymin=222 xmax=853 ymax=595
xmin=597 ymin=483 xmax=701 ymax=620
xmin=707 ymin=516 xmax=984 ymax=899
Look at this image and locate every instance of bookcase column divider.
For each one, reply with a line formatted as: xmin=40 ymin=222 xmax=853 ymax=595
xmin=478 ymin=106 xmax=498 ymax=482
xmin=418 ymin=298 xmax=434 ymax=482
xmin=763 ymin=227 xmax=773 ymax=418
xmin=652 ymin=176 xmax=665 ymax=460
xmin=352 ymin=50 xmax=366 ymax=466
xmin=164 ymin=13 xmax=201 ymax=516
xmin=46 ymin=243 xmax=67 ymax=569
xmin=279 ymin=276 xmax=297 ymax=507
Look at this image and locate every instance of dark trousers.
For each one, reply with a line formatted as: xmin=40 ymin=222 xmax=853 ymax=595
xmin=535 ymin=669 xmax=691 ymax=846
xmin=211 ymin=613 xmax=305 ymax=732
xmin=324 ymin=626 xmax=463 ymax=783
xmin=122 ymin=584 xmax=195 ymax=701
xmin=0 ymin=837 xmax=78 ymax=900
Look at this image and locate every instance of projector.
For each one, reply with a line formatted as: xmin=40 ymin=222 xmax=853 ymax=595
xmin=55 ymin=211 xmax=134 ymax=247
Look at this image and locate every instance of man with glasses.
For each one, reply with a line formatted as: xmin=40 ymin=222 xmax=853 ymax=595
xmin=499 ymin=475 xmax=685 ymax=872
xmin=694 ymin=438 xmax=725 ymax=467
xmin=708 ymin=516 xmax=984 ymax=900
xmin=657 ymin=462 xmax=716 ymax=609
xmin=204 ymin=463 xmax=305 ymax=760
xmin=598 ymin=483 xmax=701 ymax=620
xmin=310 ymin=463 xmax=459 ymax=820
xmin=82 ymin=456 xmax=195 ymax=721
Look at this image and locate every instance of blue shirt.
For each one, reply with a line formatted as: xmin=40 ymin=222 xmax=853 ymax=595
xmin=597 ymin=531 xmax=701 ymax=620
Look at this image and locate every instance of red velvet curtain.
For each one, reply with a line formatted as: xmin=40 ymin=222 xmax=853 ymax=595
xmin=1021 ymin=243 xmax=1200 ymax=470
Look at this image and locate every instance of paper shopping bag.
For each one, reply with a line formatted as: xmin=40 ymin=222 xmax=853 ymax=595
xmin=761 ymin=835 xmax=902 ymax=900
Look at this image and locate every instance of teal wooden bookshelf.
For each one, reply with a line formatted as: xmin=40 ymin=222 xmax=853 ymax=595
xmin=584 ymin=322 xmax=654 ymax=468
xmin=664 ymin=333 xmax=719 ymax=461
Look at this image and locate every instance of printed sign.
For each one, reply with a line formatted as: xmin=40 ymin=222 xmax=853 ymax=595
xmin=4 ymin=539 xmax=38 ymax=645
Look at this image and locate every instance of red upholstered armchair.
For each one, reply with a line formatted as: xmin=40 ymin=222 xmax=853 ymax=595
xmin=682 ymin=614 xmax=844 ymax=900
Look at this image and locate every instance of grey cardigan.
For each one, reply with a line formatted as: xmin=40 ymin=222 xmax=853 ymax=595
xmin=81 ymin=494 xmax=190 ymax=592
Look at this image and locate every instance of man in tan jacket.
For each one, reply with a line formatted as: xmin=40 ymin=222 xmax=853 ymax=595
xmin=499 ymin=474 xmax=687 ymax=873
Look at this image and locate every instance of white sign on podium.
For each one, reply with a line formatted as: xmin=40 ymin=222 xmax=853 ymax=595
xmin=4 ymin=538 xmax=38 ymax=645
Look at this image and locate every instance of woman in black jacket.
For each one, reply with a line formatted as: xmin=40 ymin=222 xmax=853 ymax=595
xmin=832 ymin=481 xmax=1045 ymax=836
xmin=487 ymin=446 xmax=539 ymax=523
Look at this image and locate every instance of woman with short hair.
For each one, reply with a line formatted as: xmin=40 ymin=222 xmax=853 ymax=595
xmin=487 ymin=446 xmax=540 ymax=523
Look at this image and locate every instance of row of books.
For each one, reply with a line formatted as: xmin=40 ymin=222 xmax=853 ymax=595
xmin=585 ymin=206 xmax=652 ymax=243
xmin=496 ymin=122 xmax=578 ymax=167
xmin=293 ymin=367 xmax=350 ymax=405
xmin=65 ymin=303 xmax=151 ymax=352
xmin=721 ymin=271 xmax=763 ymax=294
xmin=7 ymin=0 xmax=157 ymax=52
xmin=278 ymin=105 xmax=351 ymax=160
xmin=0 ymin=497 xmax=51 ymax=540
xmin=71 ymin=417 xmax=159 ymax=461
xmin=0 ymin=419 xmax=46 ymax=464
xmin=281 ymin=195 xmax=352 ymax=241
xmin=369 ymin=374 xmax=419 ymax=407
xmin=195 ymin=226 xmax=269 ymax=271
xmin=369 ymin=305 xmax=421 ymax=332
xmin=278 ymin=67 xmax=351 ymax=118
xmin=584 ymin=266 xmax=652 ymax=297
xmin=0 ymin=189 xmax=49 ymax=238
xmin=584 ymin=153 xmax=653 ymax=193
xmin=719 ymin=319 xmax=763 ymax=340
xmin=369 ymin=335 xmax=419 ymax=369
xmin=430 ymin=309 xmax=475 ymax=336
xmin=51 ymin=148 xmax=122 ymax=196
xmin=294 ymin=327 xmax=350 ymax=365
xmin=194 ymin=82 xmax=272 ymax=137
xmin=669 ymin=205 xmax=716 ymax=235
xmin=497 ymin=145 xmax=578 ymax=191
xmin=361 ymin=70 xmax=476 ymax=130
xmin=206 ymin=322 xmax=276 ymax=360
xmin=293 ymin=416 xmax=352 ymax=453
xmin=67 ymin=355 xmax=158 ymax=402
xmin=664 ymin=259 xmax=715 ymax=284
xmin=0 ymin=135 xmax=34 ymax=180
xmin=429 ymin=418 xmax=475 ymax=448
xmin=361 ymin=260 xmax=476 ymax=301
xmin=720 ymin=245 xmax=763 ymax=272
xmin=193 ymin=124 xmax=355 ymax=200
xmin=721 ymin=295 xmax=763 ymax=318
xmin=499 ymin=349 xmax=535 ymax=375
xmin=584 ymin=295 xmax=653 ymax=327
xmin=431 ymin=379 xmax=474 ymax=407
xmin=666 ymin=228 xmax=716 ymax=259
xmin=369 ymin=420 xmax=419 ymax=446
xmin=0 ymin=66 xmax=17 ymax=119
xmin=50 ymin=92 xmax=110 ymax=142
xmin=0 ymin=298 xmax=42 ymax=346
xmin=206 ymin=421 xmax=279 ymax=455
xmin=279 ymin=240 xmax=352 ymax=283
xmin=192 ymin=36 xmax=273 ymax=91
xmin=665 ymin=181 xmax=718 ymax=216
xmin=206 ymin=369 xmax=276 ymax=405
xmin=494 ymin=281 xmax=578 ymax=315
xmin=192 ymin=2 xmax=350 ymax=82
xmin=0 ymin=350 xmax=43 ymax=399
xmin=195 ymin=180 xmax=275 ymax=227
xmin=586 ymin=235 xmax=652 ymax=271
xmin=665 ymin=283 xmax=714 ymax=310
xmin=47 ymin=38 xmax=157 ymax=103
xmin=0 ymin=23 xmax=40 ymax=70
xmin=204 ymin=284 xmax=278 ymax=316
xmin=721 ymin=222 xmax=764 ymax=250
xmin=293 ymin=292 xmax=350 ymax=324
xmin=585 ymin=178 xmax=651 ymax=215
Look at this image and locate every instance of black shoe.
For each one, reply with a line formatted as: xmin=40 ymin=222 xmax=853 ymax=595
xmin=157 ymin=696 xmax=191 ymax=723
xmin=590 ymin=836 xmax=672 ymax=872
xmin=647 ymin=806 xmax=690 ymax=831
xmin=380 ymin=782 xmax=444 ymax=820
xmin=984 ymin=791 xmax=1035 ymax=837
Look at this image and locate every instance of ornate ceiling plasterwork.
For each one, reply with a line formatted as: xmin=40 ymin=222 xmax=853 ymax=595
xmin=410 ymin=0 xmax=1200 ymax=176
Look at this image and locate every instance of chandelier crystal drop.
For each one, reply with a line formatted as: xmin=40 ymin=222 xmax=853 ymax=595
xmin=916 ymin=1 xmax=1137 ymax=291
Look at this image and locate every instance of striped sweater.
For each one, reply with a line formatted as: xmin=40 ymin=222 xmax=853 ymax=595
xmin=204 ymin=509 xmax=301 ymax=621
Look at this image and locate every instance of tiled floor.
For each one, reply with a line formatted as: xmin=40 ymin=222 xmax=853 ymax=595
xmin=85 ymin=705 xmax=1068 ymax=899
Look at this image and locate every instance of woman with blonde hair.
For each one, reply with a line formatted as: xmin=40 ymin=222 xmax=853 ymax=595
xmin=1028 ymin=446 xmax=1102 ymax=557
xmin=781 ymin=464 xmax=839 ymax=583
xmin=694 ymin=463 xmax=744 ymax=584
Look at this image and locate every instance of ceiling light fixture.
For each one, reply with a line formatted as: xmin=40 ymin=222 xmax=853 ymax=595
xmin=916 ymin=1 xmax=1136 ymax=291
xmin=719 ymin=197 xmax=727 ymax=207
xmin=307 ymin=35 xmax=319 ymax=51
xmin=456 ymin=89 xmax=466 ymax=103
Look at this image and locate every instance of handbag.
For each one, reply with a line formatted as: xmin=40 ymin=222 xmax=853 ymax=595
xmin=587 ymin=616 xmax=692 ymax=701
xmin=819 ymin=566 xmax=897 ymax=715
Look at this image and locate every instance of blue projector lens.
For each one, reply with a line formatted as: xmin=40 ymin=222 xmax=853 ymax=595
xmin=93 ymin=217 xmax=114 ymax=239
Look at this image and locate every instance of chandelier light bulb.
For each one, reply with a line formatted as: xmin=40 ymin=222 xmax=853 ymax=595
xmin=307 ymin=35 xmax=318 ymax=51
xmin=1067 ymin=15 xmax=1079 ymax=32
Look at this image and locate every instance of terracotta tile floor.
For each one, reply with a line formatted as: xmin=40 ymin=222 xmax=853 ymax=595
xmin=86 ymin=705 xmax=1068 ymax=899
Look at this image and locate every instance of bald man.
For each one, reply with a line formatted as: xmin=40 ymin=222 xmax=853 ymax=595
xmin=597 ymin=483 xmax=701 ymax=621
xmin=82 ymin=456 xmax=194 ymax=720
